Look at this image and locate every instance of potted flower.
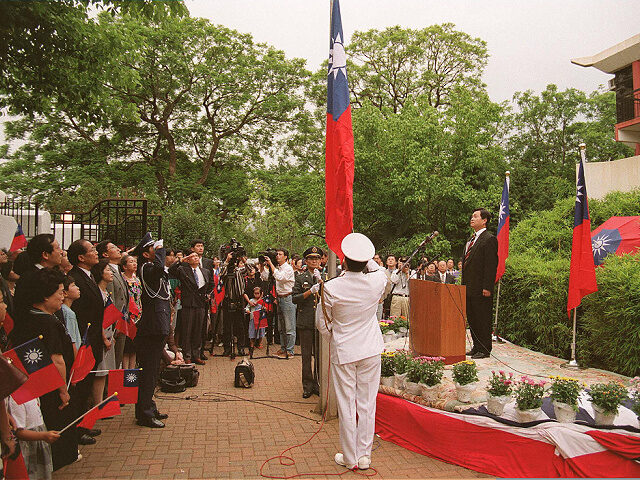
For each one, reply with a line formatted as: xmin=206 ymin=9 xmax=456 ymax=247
xmin=393 ymin=350 xmax=410 ymax=390
xmin=588 ymin=381 xmax=629 ymax=425
xmin=630 ymin=377 xmax=640 ymax=420
xmin=485 ymin=371 xmax=514 ymax=416
xmin=549 ymin=376 xmax=584 ymax=423
xmin=452 ymin=360 xmax=479 ymax=403
xmin=379 ymin=320 xmax=396 ymax=343
xmin=417 ymin=356 xmax=445 ymax=402
xmin=513 ymin=376 xmax=546 ymax=423
xmin=380 ymin=351 xmax=395 ymax=388
xmin=404 ymin=357 xmax=422 ymax=395
xmin=391 ymin=316 xmax=409 ymax=336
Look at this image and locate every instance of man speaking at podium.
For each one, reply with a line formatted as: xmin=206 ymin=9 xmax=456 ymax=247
xmin=461 ymin=208 xmax=498 ymax=359
xmin=315 ymin=233 xmax=387 ymax=471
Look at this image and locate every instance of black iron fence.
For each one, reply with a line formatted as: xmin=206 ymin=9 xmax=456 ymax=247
xmin=0 ymin=198 xmax=40 ymax=237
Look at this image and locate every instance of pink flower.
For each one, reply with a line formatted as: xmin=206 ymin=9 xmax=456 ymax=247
xmin=499 ymin=370 xmax=505 ymax=376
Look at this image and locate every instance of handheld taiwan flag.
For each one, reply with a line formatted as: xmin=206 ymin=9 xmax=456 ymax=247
xmin=77 ymin=395 xmax=121 ymax=429
xmin=495 ymin=172 xmax=510 ymax=282
xmin=3 ymin=336 xmax=65 ymax=405
xmin=1 ymin=311 xmax=14 ymax=335
xmin=9 ymin=224 xmax=27 ymax=252
xmin=3 ymin=451 xmax=29 ymax=480
xmin=325 ymin=0 xmax=354 ymax=259
xmin=567 ymin=147 xmax=598 ymax=316
xmin=213 ymin=273 xmax=225 ymax=306
xmin=115 ymin=307 xmax=137 ymax=340
xmin=252 ymin=303 xmax=268 ymax=331
xmin=107 ymin=369 xmax=139 ymax=404
xmin=128 ymin=295 xmax=140 ymax=319
xmin=103 ymin=297 xmax=123 ymax=329
xmin=69 ymin=324 xmax=95 ymax=385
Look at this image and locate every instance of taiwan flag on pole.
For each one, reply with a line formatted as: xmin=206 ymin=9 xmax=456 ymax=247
xmin=325 ymin=0 xmax=354 ymax=259
xmin=9 ymin=224 xmax=27 ymax=252
xmin=3 ymin=336 xmax=65 ymax=405
xmin=107 ymin=369 xmax=139 ymax=404
xmin=103 ymin=297 xmax=123 ymax=329
xmin=213 ymin=274 xmax=225 ymax=307
xmin=567 ymin=148 xmax=598 ymax=316
xmin=495 ymin=173 xmax=510 ymax=282
xmin=77 ymin=395 xmax=121 ymax=430
xmin=69 ymin=325 xmax=95 ymax=385
xmin=115 ymin=307 xmax=137 ymax=340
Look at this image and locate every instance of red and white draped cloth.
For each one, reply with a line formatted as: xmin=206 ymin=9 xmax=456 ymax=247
xmin=376 ymin=393 xmax=640 ymax=478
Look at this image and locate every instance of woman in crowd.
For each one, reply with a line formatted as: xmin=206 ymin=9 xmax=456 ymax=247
xmin=121 ymin=254 xmax=141 ymax=369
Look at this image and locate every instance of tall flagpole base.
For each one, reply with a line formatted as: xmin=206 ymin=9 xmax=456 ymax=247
xmin=492 ymin=334 xmax=506 ymax=344
xmin=561 ymin=359 xmax=586 ymax=370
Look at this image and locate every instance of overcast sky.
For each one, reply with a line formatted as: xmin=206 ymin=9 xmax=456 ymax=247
xmin=187 ymin=0 xmax=640 ymax=102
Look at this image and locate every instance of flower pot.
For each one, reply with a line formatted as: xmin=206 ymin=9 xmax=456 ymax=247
xmin=383 ymin=333 xmax=395 ymax=343
xmin=398 ymin=326 xmax=408 ymax=334
xmin=553 ymin=401 xmax=577 ymax=423
xmin=405 ymin=380 xmax=421 ymax=396
xmin=393 ymin=372 xmax=407 ymax=391
xmin=455 ymin=382 xmax=477 ymax=403
xmin=380 ymin=376 xmax=394 ymax=388
xmin=515 ymin=407 xmax=543 ymax=423
xmin=420 ymin=383 xmax=440 ymax=402
xmin=486 ymin=394 xmax=511 ymax=416
xmin=593 ymin=404 xmax=617 ymax=425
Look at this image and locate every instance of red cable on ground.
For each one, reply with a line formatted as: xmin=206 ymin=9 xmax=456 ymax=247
xmin=259 ymin=346 xmax=379 ymax=479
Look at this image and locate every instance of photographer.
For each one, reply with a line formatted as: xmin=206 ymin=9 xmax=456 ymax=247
xmin=262 ymin=248 xmax=295 ymax=358
xmin=257 ymin=252 xmax=277 ymax=345
xmin=220 ymin=242 xmax=248 ymax=356
xmin=389 ymin=256 xmax=412 ymax=320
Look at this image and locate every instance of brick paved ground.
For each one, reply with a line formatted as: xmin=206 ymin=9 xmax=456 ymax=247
xmin=54 ymin=344 xmax=490 ymax=480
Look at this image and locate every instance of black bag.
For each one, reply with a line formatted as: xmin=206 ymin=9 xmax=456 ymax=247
xmin=159 ymin=365 xmax=186 ymax=393
xmin=234 ymin=359 xmax=254 ymax=388
xmin=178 ymin=364 xmax=199 ymax=388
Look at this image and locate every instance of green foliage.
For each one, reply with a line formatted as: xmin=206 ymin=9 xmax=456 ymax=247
xmin=452 ymin=360 xmax=478 ymax=385
xmin=588 ymin=382 xmax=629 ymax=414
xmin=393 ymin=350 xmax=411 ymax=375
xmin=549 ymin=376 xmax=584 ymax=409
xmin=380 ymin=352 xmax=396 ymax=377
xmin=406 ymin=357 xmax=423 ymax=383
xmin=416 ymin=357 xmax=445 ymax=386
xmin=513 ymin=376 xmax=546 ymax=410
xmin=487 ymin=370 xmax=515 ymax=397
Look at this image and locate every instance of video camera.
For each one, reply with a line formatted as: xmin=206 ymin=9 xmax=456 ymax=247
xmin=220 ymin=238 xmax=247 ymax=268
xmin=258 ymin=248 xmax=277 ymax=266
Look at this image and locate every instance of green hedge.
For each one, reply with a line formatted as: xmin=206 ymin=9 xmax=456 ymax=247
xmin=497 ymin=189 xmax=640 ymax=377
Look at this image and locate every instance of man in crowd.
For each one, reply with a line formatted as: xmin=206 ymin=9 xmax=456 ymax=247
xmin=133 ymin=233 xmax=170 ymax=428
xmin=316 ymin=233 xmax=387 ymax=471
xmin=389 ymin=256 xmax=411 ymax=319
xmin=96 ymin=240 xmax=129 ymax=369
xmin=461 ymin=208 xmax=498 ymax=359
xmin=292 ymin=246 xmax=323 ymax=398
xmin=264 ymin=248 xmax=295 ymax=358
xmin=191 ymin=239 xmax=213 ymax=361
xmin=434 ymin=260 xmax=456 ymax=284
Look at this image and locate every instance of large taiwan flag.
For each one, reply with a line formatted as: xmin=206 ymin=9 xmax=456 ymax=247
xmin=567 ymin=154 xmax=597 ymax=316
xmin=325 ymin=0 xmax=354 ymax=259
xmin=495 ymin=174 xmax=510 ymax=282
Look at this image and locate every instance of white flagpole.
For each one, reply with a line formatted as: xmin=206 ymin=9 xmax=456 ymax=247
xmin=492 ymin=171 xmax=509 ymax=343
xmin=58 ymin=392 xmax=118 ymax=434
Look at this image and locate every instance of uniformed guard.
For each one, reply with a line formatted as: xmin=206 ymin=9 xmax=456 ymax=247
xmin=315 ymin=233 xmax=387 ymax=471
xmin=132 ymin=232 xmax=171 ymax=428
xmin=292 ymin=246 xmax=324 ymax=398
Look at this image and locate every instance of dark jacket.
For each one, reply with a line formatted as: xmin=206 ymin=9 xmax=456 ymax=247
xmin=68 ymin=265 xmax=105 ymax=365
xmin=461 ymin=230 xmax=499 ymax=297
xmin=137 ymin=247 xmax=171 ymax=337
xmin=168 ymin=261 xmax=211 ymax=309
xmin=292 ymin=270 xmax=318 ymax=330
xmin=427 ymin=272 xmax=456 ymax=284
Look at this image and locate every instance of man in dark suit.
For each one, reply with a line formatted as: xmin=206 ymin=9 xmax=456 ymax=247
xmin=67 ymin=238 xmax=104 ymax=444
xmin=133 ymin=233 xmax=170 ymax=428
xmin=190 ymin=239 xmax=213 ymax=360
xmin=168 ymin=252 xmax=211 ymax=364
xmin=461 ymin=208 xmax=499 ymax=359
xmin=433 ymin=260 xmax=456 ymax=284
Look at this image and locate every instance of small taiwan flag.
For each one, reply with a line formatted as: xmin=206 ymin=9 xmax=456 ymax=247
xmin=213 ymin=274 xmax=225 ymax=306
xmin=1 ymin=311 xmax=14 ymax=335
xmin=77 ymin=395 xmax=121 ymax=430
xmin=115 ymin=307 xmax=137 ymax=340
xmin=107 ymin=369 xmax=139 ymax=404
xmin=69 ymin=325 xmax=95 ymax=385
xmin=9 ymin=224 xmax=28 ymax=252
xmin=127 ymin=295 xmax=140 ymax=319
xmin=252 ymin=305 xmax=268 ymax=331
xmin=3 ymin=450 xmax=29 ymax=480
xmin=3 ymin=337 xmax=65 ymax=405
xmin=103 ymin=297 xmax=123 ymax=329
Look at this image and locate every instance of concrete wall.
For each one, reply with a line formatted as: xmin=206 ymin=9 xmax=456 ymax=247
xmin=582 ymin=154 xmax=640 ymax=199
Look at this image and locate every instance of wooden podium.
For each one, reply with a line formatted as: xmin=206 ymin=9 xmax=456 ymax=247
xmin=409 ymin=279 xmax=466 ymax=364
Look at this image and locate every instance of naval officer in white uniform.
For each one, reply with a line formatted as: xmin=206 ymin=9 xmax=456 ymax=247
xmin=315 ymin=233 xmax=388 ymax=470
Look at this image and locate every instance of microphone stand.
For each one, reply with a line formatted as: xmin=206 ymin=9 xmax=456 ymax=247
xmin=402 ymin=231 xmax=439 ymax=270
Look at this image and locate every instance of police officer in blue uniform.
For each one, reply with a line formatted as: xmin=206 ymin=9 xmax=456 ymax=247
xmin=132 ymin=233 xmax=170 ymax=428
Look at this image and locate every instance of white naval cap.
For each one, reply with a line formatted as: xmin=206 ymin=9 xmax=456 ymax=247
xmin=341 ymin=232 xmax=375 ymax=262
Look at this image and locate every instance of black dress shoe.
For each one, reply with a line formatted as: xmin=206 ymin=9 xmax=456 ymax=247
xmin=466 ymin=350 xmax=476 ymax=356
xmin=155 ymin=412 xmax=169 ymax=420
xmin=200 ymin=353 xmax=208 ymax=360
xmin=78 ymin=434 xmax=96 ymax=445
xmin=86 ymin=428 xmax=101 ymax=437
xmin=471 ymin=352 xmax=490 ymax=359
xmin=302 ymin=390 xmax=313 ymax=399
xmin=137 ymin=417 xmax=165 ymax=428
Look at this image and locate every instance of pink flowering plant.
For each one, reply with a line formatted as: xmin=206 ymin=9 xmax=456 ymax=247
xmin=406 ymin=357 xmax=422 ymax=383
xmin=513 ymin=376 xmax=547 ymax=410
xmin=393 ymin=349 xmax=411 ymax=375
xmin=589 ymin=381 xmax=629 ymax=415
xmin=549 ymin=376 xmax=584 ymax=410
xmin=452 ymin=360 xmax=478 ymax=386
xmin=486 ymin=371 xmax=514 ymax=397
xmin=379 ymin=319 xmax=395 ymax=334
xmin=415 ymin=356 xmax=445 ymax=386
xmin=389 ymin=315 xmax=409 ymax=331
xmin=631 ymin=377 xmax=640 ymax=417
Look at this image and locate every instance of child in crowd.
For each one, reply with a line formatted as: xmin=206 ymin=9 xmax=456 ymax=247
xmin=61 ymin=276 xmax=82 ymax=352
xmin=245 ymin=286 xmax=267 ymax=351
xmin=6 ymin=396 xmax=60 ymax=480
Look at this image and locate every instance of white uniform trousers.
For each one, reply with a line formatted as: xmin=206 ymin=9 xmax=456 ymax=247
xmin=331 ymin=354 xmax=381 ymax=466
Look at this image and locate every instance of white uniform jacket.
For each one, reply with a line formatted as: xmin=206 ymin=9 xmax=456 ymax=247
xmin=315 ymin=261 xmax=387 ymax=365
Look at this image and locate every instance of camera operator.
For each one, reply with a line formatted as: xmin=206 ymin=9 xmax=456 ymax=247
xmin=262 ymin=248 xmax=295 ymax=358
xmin=220 ymin=246 xmax=248 ymax=356
xmin=390 ymin=256 xmax=412 ymax=320
xmin=257 ymin=253 xmax=277 ymax=345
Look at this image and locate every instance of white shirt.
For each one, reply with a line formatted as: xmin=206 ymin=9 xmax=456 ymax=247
xmin=389 ymin=269 xmax=411 ymax=295
xmin=192 ymin=266 xmax=205 ymax=288
xmin=271 ymin=261 xmax=295 ymax=296
xmin=439 ymin=271 xmax=447 ymax=283
xmin=6 ymin=397 xmax=44 ymax=430
xmin=466 ymin=227 xmax=486 ymax=254
xmin=316 ymin=260 xmax=387 ymax=365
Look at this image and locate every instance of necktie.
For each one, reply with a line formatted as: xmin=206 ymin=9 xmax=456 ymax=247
xmin=441 ymin=273 xmax=445 ymax=283
xmin=193 ymin=268 xmax=200 ymax=288
xmin=464 ymin=234 xmax=476 ymax=262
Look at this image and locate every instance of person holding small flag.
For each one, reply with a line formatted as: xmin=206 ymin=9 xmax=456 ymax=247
xmin=121 ymin=253 xmax=142 ymax=369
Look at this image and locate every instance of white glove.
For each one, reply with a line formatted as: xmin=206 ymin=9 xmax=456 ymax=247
xmin=313 ymin=269 xmax=322 ymax=281
xmin=366 ymin=259 xmax=381 ymax=272
xmin=153 ymin=239 xmax=164 ymax=249
xmin=310 ymin=283 xmax=320 ymax=295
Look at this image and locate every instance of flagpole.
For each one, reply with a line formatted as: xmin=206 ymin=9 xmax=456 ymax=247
xmin=88 ymin=368 xmax=142 ymax=374
xmin=492 ymin=280 xmax=505 ymax=343
xmin=58 ymin=392 xmax=118 ymax=434
xmin=4 ymin=335 xmax=42 ymax=355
